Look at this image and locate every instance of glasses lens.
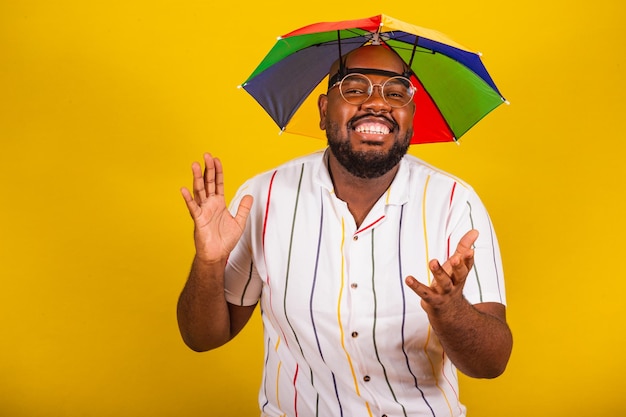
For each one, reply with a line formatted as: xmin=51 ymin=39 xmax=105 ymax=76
xmin=339 ymin=73 xmax=415 ymax=107
xmin=382 ymin=76 xmax=415 ymax=107
xmin=339 ymin=74 xmax=371 ymax=105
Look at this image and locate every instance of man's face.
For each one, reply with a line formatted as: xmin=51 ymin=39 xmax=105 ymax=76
xmin=318 ymin=46 xmax=415 ymax=179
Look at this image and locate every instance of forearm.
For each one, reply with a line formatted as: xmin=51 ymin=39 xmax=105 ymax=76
xmin=427 ymin=300 xmax=512 ymax=378
xmin=176 ymin=256 xmax=232 ymax=352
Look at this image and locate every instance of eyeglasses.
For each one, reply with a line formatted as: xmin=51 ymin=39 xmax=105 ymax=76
xmin=330 ymin=73 xmax=416 ymax=108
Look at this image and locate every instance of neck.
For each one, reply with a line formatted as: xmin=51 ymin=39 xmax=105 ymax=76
xmin=327 ymin=153 xmax=399 ymax=228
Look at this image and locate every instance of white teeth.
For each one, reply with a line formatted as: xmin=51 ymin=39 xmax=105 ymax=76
xmin=354 ymin=124 xmax=390 ymax=134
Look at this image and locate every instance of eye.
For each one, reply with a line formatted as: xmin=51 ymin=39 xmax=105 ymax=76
xmin=383 ymin=77 xmax=415 ymax=106
xmin=340 ymin=74 xmax=370 ymax=97
xmin=341 ymin=82 xmax=369 ymax=96
xmin=343 ymin=86 xmax=367 ymax=96
xmin=385 ymin=89 xmax=407 ymax=99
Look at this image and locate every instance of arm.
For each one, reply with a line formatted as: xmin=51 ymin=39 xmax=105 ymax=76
xmin=405 ymin=230 xmax=513 ymax=378
xmin=176 ymin=153 xmax=255 ymax=352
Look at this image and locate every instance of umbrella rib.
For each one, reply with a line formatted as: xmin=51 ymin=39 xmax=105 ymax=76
xmin=408 ymin=36 xmax=419 ymax=68
xmin=337 ymin=31 xmax=345 ymax=76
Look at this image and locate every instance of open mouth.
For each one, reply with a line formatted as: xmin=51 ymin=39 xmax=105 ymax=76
xmin=350 ymin=116 xmax=396 ymax=136
xmin=354 ymin=122 xmax=390 ymax=135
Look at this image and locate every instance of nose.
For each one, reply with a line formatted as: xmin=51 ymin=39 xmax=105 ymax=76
xmin=362 ymin=84 xmax=391 ymax=111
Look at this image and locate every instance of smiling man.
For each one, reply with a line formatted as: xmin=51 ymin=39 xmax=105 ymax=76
xmin=177 ymin=45 xmax=512 ymax=417
xmin=321 ymin=46 xmax=415 ymax=182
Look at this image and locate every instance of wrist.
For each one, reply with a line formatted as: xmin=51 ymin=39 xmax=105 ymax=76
xmin=423 ymin=295 xmax=472 ymax=321
xmin=193 ymin=254 xmax=227 ymax=269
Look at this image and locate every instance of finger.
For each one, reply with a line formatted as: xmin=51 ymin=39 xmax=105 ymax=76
xmin=405 ymin=276 xmax=433 ymax=301
xmin=429 ymin=259 xmax=453 ymax=292
xmin=181 ymin=186 xmax=193 ymax=202
xmin=447 ymin=253 xmax=472 ymax=286
xmin=203 ymin=153 xmax=217 ymax=197
xmin=233 ymin=195 xmax=254 ymax=230
xmin=213 ymin=157 xmax=225 ymax=196
xmin=460 ymin=247 xmax=475 ymax=271
xmin=191 ymin=161 xmax=206 ymax=203
xmin=438 ymin=229 xmax=478 ymax=277
xmin=453 ymin=229 xmax=479 ymax=257
xmin=181 ymin=187 xmax=202 ymax=219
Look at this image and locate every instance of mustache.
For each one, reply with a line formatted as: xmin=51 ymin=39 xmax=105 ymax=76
xmin=347 ymin=114 xmax=398 ymax=131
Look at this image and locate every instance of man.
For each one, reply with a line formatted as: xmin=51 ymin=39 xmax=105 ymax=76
xmin=177 ymin=46 xmax=512 ymax=416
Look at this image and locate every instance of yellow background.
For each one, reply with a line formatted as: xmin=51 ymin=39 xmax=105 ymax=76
xmin=1 ymin=1 xmax=625 ymax=416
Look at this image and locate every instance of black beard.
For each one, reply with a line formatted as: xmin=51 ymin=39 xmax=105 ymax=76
xmin=326 ymin=121 xmax=412 ymax=179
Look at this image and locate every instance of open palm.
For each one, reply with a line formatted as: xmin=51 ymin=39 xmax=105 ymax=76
xmin=181 ymin=153 xmax=253 ymax=264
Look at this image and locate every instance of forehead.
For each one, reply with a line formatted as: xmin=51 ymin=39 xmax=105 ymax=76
xmin=343 ymin=47 xmax=406 ymax=74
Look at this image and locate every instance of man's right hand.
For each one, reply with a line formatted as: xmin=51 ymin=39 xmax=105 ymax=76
xmin=180 ymin=153 xmax=253 ymax=265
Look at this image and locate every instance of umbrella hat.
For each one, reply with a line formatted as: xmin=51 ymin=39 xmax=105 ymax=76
xmin=241 ymin=14 xmax=506 ymax=144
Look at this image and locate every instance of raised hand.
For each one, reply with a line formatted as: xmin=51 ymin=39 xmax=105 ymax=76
xmin=405 ymin=229 xmax=478 ymax=314
xmin=180 ymin=153 xmax=253 ymax=265
xmin=405 ymin=229 xmax=512 ymax=378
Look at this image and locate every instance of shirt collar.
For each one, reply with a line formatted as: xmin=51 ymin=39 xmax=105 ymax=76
xmin=315 ymin=148 xmax=410 ymax=206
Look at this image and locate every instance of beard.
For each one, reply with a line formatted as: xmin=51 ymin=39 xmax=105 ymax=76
xmin=326 ymin=120 xmax=412 ymax=179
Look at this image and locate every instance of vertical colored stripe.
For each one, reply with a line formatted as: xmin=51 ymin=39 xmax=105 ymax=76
xmin=422 ymin=175 xmax=432 ymax=285
xmin=283 ymin=164 xmax=305 ymax=346
xmin=261 ymin=335 xmax=271 ymax=413
xmin=439 ymin=351 xmax=462 ymax=417
xmin=466 ymin=201 xmax=484 ymax=302
xmin=262 ymin=171 xmax=278 ymax=249
xmin=276 ymin=361 xmax=283 ymax=413
xmin=385 ymin=185 xmax=392 ymax=204
xmin=274 ymin=338 xmax=286 ymax=417
xmin=282 ymin=164 xmax=306 ymax=417
xmin=262 ymin=170 xmax=287 ymax=345
xmin=262 ymin=170 xmax=290 ymax=416
xmin=421 ymin=175 xmax=454 ymax=416
xmin=486 ymin=214 xmax=505 ymax=303
xmin=397 ymin=207 xmax=435 ymax=416
xmin=293 ymin=364 xmax=299 ymax=416
xmin=370 ymin=230 xmax=408 ymax=417
xmin=447 ymin=182 xmax=457 ymax=258
xmin=337 ymin=218 xmax=362 ymax=397
xmin=309 ymin=191 xmax=343 ymax=416
xmin=239 ymin=260 xmax=255 ymax=306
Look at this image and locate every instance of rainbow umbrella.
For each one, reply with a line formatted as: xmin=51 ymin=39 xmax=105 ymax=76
xmin=240 ymin=14 xmax=506 ymax=145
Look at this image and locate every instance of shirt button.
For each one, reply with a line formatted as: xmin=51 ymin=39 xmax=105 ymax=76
xmin=353 ymin=235 xmax=358 ymax=241
xmin=363 ymin=375 xmax=370 ymax=382
xmin=351 ymin=283 xmax=358 ymax=289
xmin=351 ymin=331 xmax=358 ymax=338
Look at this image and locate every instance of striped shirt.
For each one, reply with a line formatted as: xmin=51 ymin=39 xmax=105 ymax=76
xmin=224 ymin=149 xmax=505 ymax=417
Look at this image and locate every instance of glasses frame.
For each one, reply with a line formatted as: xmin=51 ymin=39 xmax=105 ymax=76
xmin=329 ymin=72 xmax=416 ymax=108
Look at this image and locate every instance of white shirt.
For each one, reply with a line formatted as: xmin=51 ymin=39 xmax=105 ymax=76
xmin=224 ymin=149 xmax=505 ymax=417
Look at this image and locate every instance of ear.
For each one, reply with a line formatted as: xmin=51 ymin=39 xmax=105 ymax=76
xmin=318 ymin=94 xmax=328 ymax=131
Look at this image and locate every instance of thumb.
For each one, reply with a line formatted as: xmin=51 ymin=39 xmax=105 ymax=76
xmin=233 ymin=195 xmax=253 ymax=230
